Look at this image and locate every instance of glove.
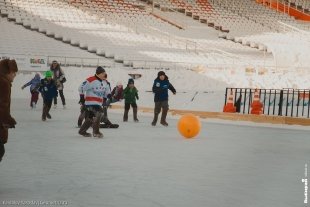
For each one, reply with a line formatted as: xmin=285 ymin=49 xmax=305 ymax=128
xmin=105 ymin=98 xmax=111 ymax=107
xmin=79 ymin=95 xmax=85 ymax=105
xmin=60 ymin=77 xmax=66 ymax=83
xmin=2 ymin=118 xmax=16 ymax=129
xmin=21 ymin=86 xmax=25 ymax=90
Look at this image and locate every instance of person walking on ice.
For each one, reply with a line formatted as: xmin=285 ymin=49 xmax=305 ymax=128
xmin=50 ymin=60 xmax=66 ymax=109
xmin=21 ymin=73 xmax=41 ymax=109
xmin=38 ymin=71 xmax=58 ymax=121
xmin=123 ymin=78 xmax=139 ymax=122
xmin=78 ymin=67 xmax=110 ymax=138
xmin=152 ymin=71 xmax=176 ymax=126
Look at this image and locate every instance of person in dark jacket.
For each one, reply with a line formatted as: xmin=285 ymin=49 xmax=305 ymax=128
xmin=50 ymin=60 xmax=66 ymax=109
xmin=123 ymin=78 xmax=139 ymax=122
xmin=0 ymin=59 xmax=18 ymax=162
xmin=21 ymin=73 xmax=41 ymax=109
xmin=152 ymin=71 xmax=176 ymax=126
xmin=38 ymin=71 xmax=58 ymax=121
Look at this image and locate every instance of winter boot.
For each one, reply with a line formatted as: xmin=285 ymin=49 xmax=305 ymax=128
xmin=123 ymin=109 xmax=129 ymax=122
xmin=79 ymin=131 xmax=92 ymax=137
xmin=160 ymin=108 xmax=169 ymax=126
xmin=79 ymin=118 xmax=92 ymax=137
xmin=133 ymin=107 xmax=139 ymax=122
xmin=46 ymin=113 xmax=52 ymax=119
xmin=93 ymin=132 xmax=103 ymax=138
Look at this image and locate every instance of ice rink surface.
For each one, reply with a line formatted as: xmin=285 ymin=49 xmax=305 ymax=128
xmin=0 ymin=99 xmax=309 ymax=207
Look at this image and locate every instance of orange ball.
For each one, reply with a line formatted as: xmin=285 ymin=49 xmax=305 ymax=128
xmin=177 ymin=114 xmax=201 ymax=139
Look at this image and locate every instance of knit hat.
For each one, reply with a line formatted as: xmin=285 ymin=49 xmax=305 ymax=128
xmin=45 ymin=70 xmax=53 ymax=78
xmin=128 ymin=78 xmax=134 ymax=84
xmin=158 ymin=71 xmax=165 ymax=77
xmin=0 ymin=59 xmax=18 ymax=75
xmin=96 ymin=66 xmax=105 ymax=75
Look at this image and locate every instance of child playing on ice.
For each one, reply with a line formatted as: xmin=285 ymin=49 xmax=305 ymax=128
xmin=123 ymin=78 xmax=139 ymax=122
xmin=111 ymin=82 xmax=123 ymax=103
xmin=21 ymin=73 xmax=41 ymax=109
xmin=38 ymin=71 xmax=58 ymax=121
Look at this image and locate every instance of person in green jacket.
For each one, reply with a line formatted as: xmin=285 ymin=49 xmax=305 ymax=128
xmin=123 ymin=78 xmax=139 ymax=122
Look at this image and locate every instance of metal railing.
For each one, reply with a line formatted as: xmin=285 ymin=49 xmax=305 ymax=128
xmin=224 ymin=88 xmax=310 ymax=118
xmin=46 ymin=56 xmax=115 ymax=68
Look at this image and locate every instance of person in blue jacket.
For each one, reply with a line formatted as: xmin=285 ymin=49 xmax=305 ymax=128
xmin=21 ymin=73 xmax=41 ymax=109
xmin=152 ymin=71 xmax=176 ymax=126
xmin=38 ymin=71 xmax=58 ymax=121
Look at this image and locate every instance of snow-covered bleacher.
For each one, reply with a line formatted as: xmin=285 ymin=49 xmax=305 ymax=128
xmin=0 ymin=16 xmax=116 ymax=69
xmin=0 ymin=0 xmax=276 ymax=71
xmin=1 ymin=0 xmax=309 ymax=71
xmin=150 ymin=0 xmax=310 ymax=69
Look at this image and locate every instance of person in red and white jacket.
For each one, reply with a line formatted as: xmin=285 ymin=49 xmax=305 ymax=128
xmin=78 ymin=67 xmax=110 ymax=138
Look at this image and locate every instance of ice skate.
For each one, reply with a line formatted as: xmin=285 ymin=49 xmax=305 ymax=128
xmin=93 ymin=132 xmax=103 ymax=138
xmin=79 ymin=131 xmax=92 ymax=137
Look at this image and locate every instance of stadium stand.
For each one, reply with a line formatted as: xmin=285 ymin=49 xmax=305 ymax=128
xmin=1 ymin=0 xmax=309 ymax=71
xmin=286 ymin=0 xmax=310 ymax=13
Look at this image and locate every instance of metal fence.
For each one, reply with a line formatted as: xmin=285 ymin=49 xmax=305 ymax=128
xmin=224 ymin=88 xmax=310 ymax=118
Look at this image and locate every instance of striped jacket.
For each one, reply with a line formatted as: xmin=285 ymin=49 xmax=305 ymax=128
xmin=78 ymin=75 xmax=110 ymax=106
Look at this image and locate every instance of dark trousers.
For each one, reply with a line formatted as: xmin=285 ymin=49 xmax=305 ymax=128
xmin=152 ymin=100 xmax=169 ymax=125
xmin=0 ymin=141 xmax=5 ymax=162
xmin=54 ymin=90 xmax=66 ymax=105
xmin=124 ymin=103 xmax=137 ymax=110
xmin=78 ymin=105 xmax=87 ymax=127
xmin=123 ymin=103 xmax=138 ymax=121
xmin=78 ymin=106 xmax=111 ymax=127
xmin=79 ymin=106 xmax=103 ymax=134
xmin=30 ymin=91 xmax=39 ymax=107
xmin=42 ymin=99 xmax=52 ymax=119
